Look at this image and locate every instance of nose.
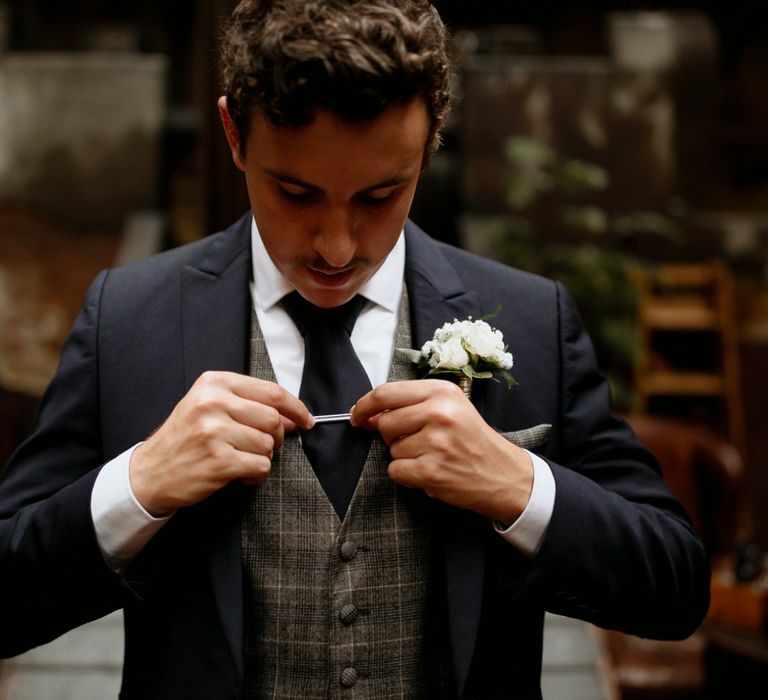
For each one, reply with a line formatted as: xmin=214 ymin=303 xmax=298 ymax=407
xmin=312 ymin=206 xmax=357 ymax=268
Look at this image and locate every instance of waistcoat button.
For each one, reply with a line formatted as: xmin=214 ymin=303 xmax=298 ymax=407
xmin=340 ymin=667 xmax=358 ymax=688
xmin=339 ymin=604 xmax=358 ymax=624
xmin=339 ymin=541 xmax=358 ymax=560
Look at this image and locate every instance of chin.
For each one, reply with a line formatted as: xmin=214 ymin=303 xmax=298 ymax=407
xmin=301 ymin=288 xmax=358 ymax=309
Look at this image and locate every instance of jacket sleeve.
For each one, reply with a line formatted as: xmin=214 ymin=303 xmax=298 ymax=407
xmin=0 ymin=271 xmax=127 ymax=658
xmin=493 ymin=282 xmax=710 ymax=640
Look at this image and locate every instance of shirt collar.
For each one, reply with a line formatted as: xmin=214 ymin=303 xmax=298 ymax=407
xmin=250 ymin=216 xmax=405 ymax=312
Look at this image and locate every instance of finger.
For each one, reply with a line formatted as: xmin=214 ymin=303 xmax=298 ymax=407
xmin=387 ymin=458 xmax=424 ymax=489
xmin=374 ymin=402 xmax=430 ymax=444
xmin=214 ymin=372 xmax=313 ymax=429
xmin=282 ymin=416 xmax=302 ymax=433
xmin=235 ymin=452 xmax=273 ymax=486
xmin=387 ymin=430 xmax=426 ymax=461
xmin=373 ymin=387 xmax=475 ymax=444
xmin=226 ymin=422 xmax=280 ymax=458
xmin=349 ymin=407 xmax=383 ymax=433
xmin=184 ymin=412 xmax=278 ymax=464
xmin=225 ymin=395 xmax=286 ymax=445
xmin=215 ymin=439 xmax=274 ymax=482
xmin=350 ymin=380 xmax=438 ymax=426
xmin=244 ymin=382 xmax=312 ymax=430
xmin=224 ymin=392 xmax=314 ymax=438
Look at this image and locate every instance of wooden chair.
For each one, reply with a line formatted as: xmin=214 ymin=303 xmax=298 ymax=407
xmin=633 ymin=261 xmax=745 ymax=459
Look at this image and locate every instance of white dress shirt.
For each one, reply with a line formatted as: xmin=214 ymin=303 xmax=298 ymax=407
xmin=91 ymin=218 xmax=555 ymax=572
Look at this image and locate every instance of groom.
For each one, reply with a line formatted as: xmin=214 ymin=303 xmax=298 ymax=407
xmin=0 ymin=1 xmax=709 ymax=698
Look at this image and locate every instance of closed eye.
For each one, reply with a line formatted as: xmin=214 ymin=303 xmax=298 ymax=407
xmin=278 ymin=182 xmax=316 ymax=202
xmin=357 ymin=186 xmax=398 ymax=206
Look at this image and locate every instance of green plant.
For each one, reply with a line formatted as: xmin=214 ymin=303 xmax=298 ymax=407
xmin=485 ymin=135 xmax=683 ymax=410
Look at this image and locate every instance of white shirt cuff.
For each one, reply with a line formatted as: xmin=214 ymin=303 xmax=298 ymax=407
xmin=493 ymin=451 xmax=555 ymax=557
xmin=91 ymin=443 xmax=173 ymax=574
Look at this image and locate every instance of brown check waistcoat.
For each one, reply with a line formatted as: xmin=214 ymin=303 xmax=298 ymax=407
xmin=242 ymin=290 xmax=453 ymax=699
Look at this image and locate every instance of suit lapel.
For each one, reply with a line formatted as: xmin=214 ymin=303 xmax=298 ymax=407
xmin=181 ymin=215 xmax=253 ymax=390
xmin=404 ymin=221 xmax=479 ymax=349
xmin=404 ymin=221 xmax=487 ymax=697
xmin=180 ymin=213 xmax=252 ymax=684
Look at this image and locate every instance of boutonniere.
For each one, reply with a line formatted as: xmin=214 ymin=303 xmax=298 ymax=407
xmin=398 ymin=316 xmax=515 ymax=398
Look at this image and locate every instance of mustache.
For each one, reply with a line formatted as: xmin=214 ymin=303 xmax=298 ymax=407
xmin=301 ymin=256 xmax=368 ymax=273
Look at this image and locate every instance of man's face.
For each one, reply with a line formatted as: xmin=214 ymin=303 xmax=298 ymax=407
xmin=220 ymin=98 xmax=430 ymax=308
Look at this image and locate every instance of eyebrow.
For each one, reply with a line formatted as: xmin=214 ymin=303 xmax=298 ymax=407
xmin=263 ymin=167 xmax=412 ymax=193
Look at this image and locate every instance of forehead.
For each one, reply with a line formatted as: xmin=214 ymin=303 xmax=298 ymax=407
xmin=245 ymin=99 xmax=430 ymax=189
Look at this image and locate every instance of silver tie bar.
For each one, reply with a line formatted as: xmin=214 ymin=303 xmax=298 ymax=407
xmin=312 ymin=413 xmax=352 ymax=424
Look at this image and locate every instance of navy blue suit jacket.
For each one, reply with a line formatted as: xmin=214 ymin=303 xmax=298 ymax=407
xmin=0 ymin=215 xmax=709 ymax=698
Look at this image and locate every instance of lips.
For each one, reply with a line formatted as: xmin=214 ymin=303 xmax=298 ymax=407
xmin=306 ymin=266 xmax=356 ymax=288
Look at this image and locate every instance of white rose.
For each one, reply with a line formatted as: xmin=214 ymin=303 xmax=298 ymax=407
xmin=431 ymin=334 xmax=470 ymax=369
xmin=462 ymin=320 xmax=502 ymax=357
xmin=432 ymin=320 xmax=460 ymax=345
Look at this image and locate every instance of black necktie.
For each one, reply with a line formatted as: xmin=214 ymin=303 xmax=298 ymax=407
xmin=282 ymin=291 xmax=374 ymax=517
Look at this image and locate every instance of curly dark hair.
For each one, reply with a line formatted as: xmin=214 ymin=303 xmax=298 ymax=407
xmin=219 ymin=0 xmax=452 ymax=160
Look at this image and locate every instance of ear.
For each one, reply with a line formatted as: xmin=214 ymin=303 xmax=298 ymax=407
xmin=218 ymin=96 xmax=246 ymax=171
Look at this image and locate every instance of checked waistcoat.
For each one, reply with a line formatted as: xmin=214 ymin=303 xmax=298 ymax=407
xmin=241 ymin=289 xmax=454 ymax=699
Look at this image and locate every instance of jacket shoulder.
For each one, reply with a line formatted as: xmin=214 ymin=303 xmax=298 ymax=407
xmin=100 ymin=215 xmax=251 ymax=303
xmin=406 ymin=221 xmax=560 ymax=307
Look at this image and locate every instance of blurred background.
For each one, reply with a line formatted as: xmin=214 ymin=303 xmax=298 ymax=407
xmin=0 ymin=1 xmax=767 ymax=698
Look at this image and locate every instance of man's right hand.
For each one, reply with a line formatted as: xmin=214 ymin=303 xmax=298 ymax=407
xmin=129 ymin=371 xmax=313 ymax=516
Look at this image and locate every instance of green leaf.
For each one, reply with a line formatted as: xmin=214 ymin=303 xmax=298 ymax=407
xmin=561 ymin=206 xmax=608 ymax=236
xmin=557 ymin=158 xmax=609 ymax=194
xmin=458 ymin=365 xmax=493 ymax=380
xmin=396 ymin=347 xmax=424 ymax=364
xmin=498 ymin=370 xmax=517 ymax=389
xmin=425 ymin=367 xmax=462 ymax=379
xmin=479 ymin=303 xmax=503 ymax=322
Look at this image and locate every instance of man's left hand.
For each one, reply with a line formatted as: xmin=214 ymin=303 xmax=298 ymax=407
xmin=350 ymin=379 xmax=533 ymax=521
